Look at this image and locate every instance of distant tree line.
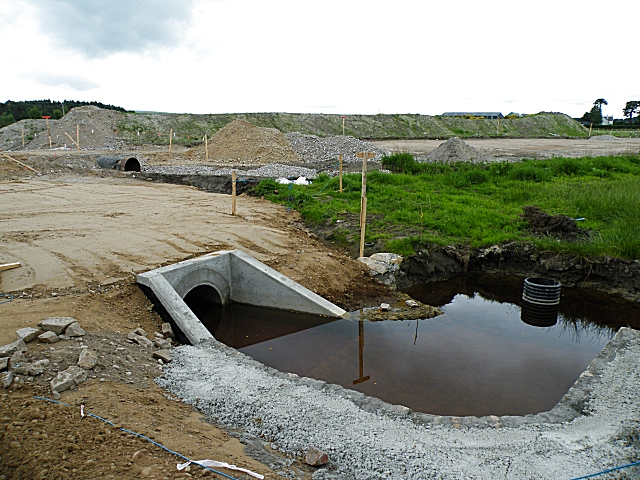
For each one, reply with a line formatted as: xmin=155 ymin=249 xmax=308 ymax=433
xmin=580 ymin=98 xmax=640 ymax=126
xmin=0 ymin=100 xmax=128 ymax=128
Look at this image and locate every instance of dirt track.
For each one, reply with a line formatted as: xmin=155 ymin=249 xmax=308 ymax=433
xmin=372 ymin=137 xmax=640 ymax=161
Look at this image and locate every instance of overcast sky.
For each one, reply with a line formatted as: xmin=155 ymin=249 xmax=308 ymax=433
xmin=1 ymin=0 xmax=638 ymax=118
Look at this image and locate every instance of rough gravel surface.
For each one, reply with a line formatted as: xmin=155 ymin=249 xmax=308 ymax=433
xmin=143 ymin=163 xmax=319 ymax=179
xmin=158 ymin=329 xmax=640 ymax=479
xmin=286 ymin=133 xmax=388 ymax=164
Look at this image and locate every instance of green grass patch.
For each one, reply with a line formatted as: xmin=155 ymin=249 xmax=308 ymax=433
xmin=254 ymin=154 xmax=640 ymax=259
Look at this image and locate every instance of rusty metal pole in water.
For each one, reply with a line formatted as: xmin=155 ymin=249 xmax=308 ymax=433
xmin=353 ymin=317 xmax=370 ymax=385
xmin=231 ymin=169 xmax=237 ymax=215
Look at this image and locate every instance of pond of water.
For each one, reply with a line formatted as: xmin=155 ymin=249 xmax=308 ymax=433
xmin=185 ymin=275 xmax=640 ymax=416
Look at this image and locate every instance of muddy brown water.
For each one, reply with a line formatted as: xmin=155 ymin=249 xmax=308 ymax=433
xmin=184 ymin=276 xmax=640 ymax=417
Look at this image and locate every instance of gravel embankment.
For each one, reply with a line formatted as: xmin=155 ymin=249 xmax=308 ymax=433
xmin=143 ymin=164 xmax=320 ymax=179
xmin=158 ymin=328 xmax=640 ymax=479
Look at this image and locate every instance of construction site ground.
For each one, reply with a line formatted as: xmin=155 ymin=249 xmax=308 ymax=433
xmin=2 ymin=131 xmax=640 ymax=478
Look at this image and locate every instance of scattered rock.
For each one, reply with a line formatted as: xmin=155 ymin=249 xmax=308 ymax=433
xmin=153 ymin=350 xmax=172 ymax=363
xmin=305 ymin=446 xmax=329 ymax=466
xmin=15 ymin=327 xmax=42 ymax=343
xmin=133 ymin=327 xmax=148 ymax=337
xmin=161 ymin=323 xmax=175 ymax=338
xmin=358 ymin=253 xmax=403 ymax=276
xmin=38 ymin=331 xmax=60 ymax=344
xmin=37 ymin=317 xmax=76 ymax=335
xmin=0 ymin=339 xmax=27 ymax=358
xmin=154 ymin=338 xmax=172 ymax=350
xmin=379 ymin=303 xmax=391 ymax=311
xmin=127 ymin=332 xmax=154 ymax=349
xmin=65 ymin=322 xmax=86 ymax=337
xmin=77 ymin=349 xmax=98 ymax=370
xmin=0 ymin=357 xmax=8 ymax=372
xmin=405 ymin=299 xmax=419 ymax=308
xmin=2 ymin=371 xmax=14 ymax=389
xmin=50 ymin=366 xmax=87 ymax=394
xmin=8 ymin=351 xmax=27 ymax=369
xmin=12 ymin=360 xmax=49 ymax=376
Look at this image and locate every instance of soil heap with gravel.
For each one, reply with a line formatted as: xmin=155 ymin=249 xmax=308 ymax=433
xmin=185 ymin=119 xmax=301 ymax=167
xmin=22 ymin=106 xmax=126 ymax=151
xmin=425 ymin=136 xmax=487 ymax=164
xmin=286 ymin=132 xmax=388 ymax=164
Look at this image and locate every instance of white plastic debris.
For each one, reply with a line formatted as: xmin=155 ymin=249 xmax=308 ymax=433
xmin=177 ymin=460 xmax=264 ymax=479
xmin=275 ymin=177 xmax=291 ymax=184
xmin=293 ymin=176 xmax=310 ymax=185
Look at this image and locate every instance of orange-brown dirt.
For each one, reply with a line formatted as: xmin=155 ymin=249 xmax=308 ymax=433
xmin=0 ymin=173 xmax=392 ymax=480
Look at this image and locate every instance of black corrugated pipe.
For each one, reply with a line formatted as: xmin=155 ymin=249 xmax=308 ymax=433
xmin=96 ymin=156 xmax=141 ymax=172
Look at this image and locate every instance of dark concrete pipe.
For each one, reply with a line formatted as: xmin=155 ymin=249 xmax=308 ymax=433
xmin=96 ymin=156 xmax=141 ymax=172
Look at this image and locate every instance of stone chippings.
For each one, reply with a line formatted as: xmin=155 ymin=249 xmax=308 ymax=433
xmin=143 ymin=164 xmax=319 ymax=180
xmin=157 ymin=328 xmax=640 ymax=479
xmin=286 ymin=133 xmax=388 ymax=164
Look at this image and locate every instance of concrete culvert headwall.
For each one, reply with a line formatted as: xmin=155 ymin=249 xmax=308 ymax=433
xmin=96 ymin=156 xmax=141 ymax=172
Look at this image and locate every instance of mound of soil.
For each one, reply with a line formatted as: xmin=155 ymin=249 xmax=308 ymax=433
xmin=185 ymin=119 xmax=301 ymax=166
xmin=425 ymin=137 xmax=486 ymax=164
xmin=286 ymin=132 xmax=388 ymax=164
xmin=21 ymin=106 xmax=126 ymax=151
xmin=521 ymin=205 xmax=579 ymax=239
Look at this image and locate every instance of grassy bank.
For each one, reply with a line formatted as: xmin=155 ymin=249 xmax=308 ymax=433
xmin=115 ymin=112 xmax=587 ymax=146
xmin=254 ymin=154 xmax=640 ymax=260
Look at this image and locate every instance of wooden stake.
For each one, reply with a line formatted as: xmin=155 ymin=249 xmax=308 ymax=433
xmin=1 ymin=153 xmax=40 ymax=173
xmin=497 ymin=118 xmax=500 ymax=135
xmin=169 ymin=128 xmax=173 ymax=154
xmin=356 ymin=151 xmax=375 ymax=258
xmin=21 ymin=127 xmax=25 ymax=149
xmin=76 ymin=124 xmax=80 ymax=150
xmin=64 ymin=132 xmax=81 ymax=150
xmin=231 ymin=169 xmax=237 ymax=215
xmin=589 ymin=123 xmax=593 ymax=137
xmin=46 ymin=118 xmax=52 ymax=149
xmin=205 ymin=134 xmax=209 ymax=162
xmin=0 ymin=262 xmax=21 ymax=272
xmin=338 ymin=154 xmax=343 ymax=193
xmin=342 ymin=116 xmax=346 ymax=136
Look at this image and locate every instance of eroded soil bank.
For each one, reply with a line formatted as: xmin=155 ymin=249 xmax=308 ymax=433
xmin=396 ymin=242 xmax=640 ymax=304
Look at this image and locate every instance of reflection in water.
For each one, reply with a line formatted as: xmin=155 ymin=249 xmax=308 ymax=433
xmin=520 ymin=301 xmax=559 ymax=327
xmin=184 ymin=276 xmax=639 ymax=417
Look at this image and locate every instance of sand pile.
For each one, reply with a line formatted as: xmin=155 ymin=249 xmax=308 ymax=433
xmin=426 ymin=137 xmax=486 ymax=164
xmin=186 ymin=119 xmax=301 ymax=166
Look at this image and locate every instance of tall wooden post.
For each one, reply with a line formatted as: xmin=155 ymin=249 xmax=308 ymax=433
xmin=356 ymin=152 xmax=375 ymax=258
xmin=46 ymin=118 xmax=52 ymax=149
xmin=76 ymin=124 xmax=80 ymax=150
xmin=589 ymin=123 xmax=593 ymax=137
xmin=231 ymin=170 xmax=237 ymax=215
xmin=205 ymin=134 xmax=209 ymax=162
xmin=169 ymin=128 xmax=173 ymax=154
xmin=497 ymin=118 xmax=500 ymax=135
xmin=342 ymin=116 xmax=346 ymax=136
xmin=21 ymin=127 xmax=25 ymax=149
xmin=352 ymin=318 xmax=370 ymax=385
xmin=339 ymin=154 xmax=343 ymax=193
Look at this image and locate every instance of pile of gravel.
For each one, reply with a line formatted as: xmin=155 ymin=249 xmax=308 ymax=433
xmin=144 ymin=163 xmax=318 ymax=179
xmin=589 ymin=135 xmax=618 ymax=141
xmin=425 ymin=137 xmax=486 ymax=164
xmin=286 ymin=133 xmax=389 ymax=164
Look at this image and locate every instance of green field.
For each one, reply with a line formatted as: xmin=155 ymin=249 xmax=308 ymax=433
xmin=254 ymin=154 xmax=640 ymax=260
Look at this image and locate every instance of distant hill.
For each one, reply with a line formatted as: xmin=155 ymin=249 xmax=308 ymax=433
xmin=115 ymin=111 xmax=588 ymax=146
xmin=0 ymin=100 xmax=128 ymax=127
